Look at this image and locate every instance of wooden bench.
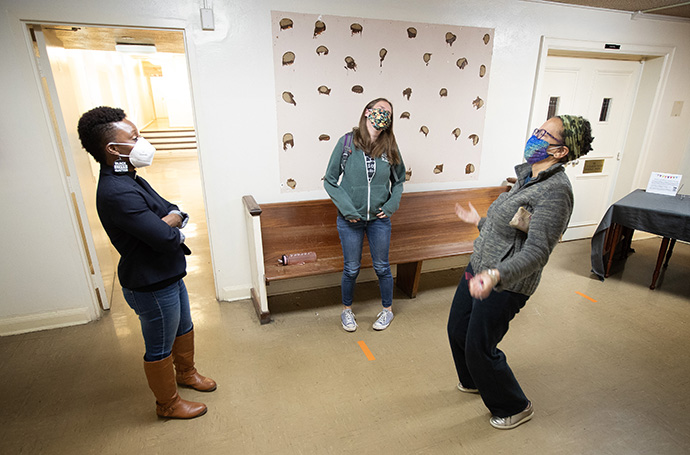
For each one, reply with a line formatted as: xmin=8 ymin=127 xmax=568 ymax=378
xmin=243 ymin=186 xmax=509 ymax=323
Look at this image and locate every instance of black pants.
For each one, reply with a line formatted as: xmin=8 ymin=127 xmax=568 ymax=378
xmin=447 ymin=263 xmax=530 ymax=417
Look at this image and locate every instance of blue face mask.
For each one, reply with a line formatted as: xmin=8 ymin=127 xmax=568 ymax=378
xmin=524 ymin=135 xmax=554 ymax=164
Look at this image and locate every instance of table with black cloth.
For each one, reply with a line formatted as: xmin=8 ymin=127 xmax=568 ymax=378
xmin=590 ymin=189 xmax=690 ymax=289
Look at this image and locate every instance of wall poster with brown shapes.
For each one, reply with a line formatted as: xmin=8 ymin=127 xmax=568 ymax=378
xmin=272 ymin=11 xmax=493 ymax=192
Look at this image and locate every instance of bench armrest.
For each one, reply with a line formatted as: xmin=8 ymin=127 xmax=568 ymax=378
xmin=243 ymin=195 xmax=262 ymax=216
xmin=242 ymin=195 xmax=269 ymax=323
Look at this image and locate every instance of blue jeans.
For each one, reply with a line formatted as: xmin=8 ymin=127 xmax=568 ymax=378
xmin=336 ymin=215 xmax=393 ymax=308
xmin=122 ymin=279 xmax=193 ymax=362
xmin=447 ymin=263 xmax=530 ymax=417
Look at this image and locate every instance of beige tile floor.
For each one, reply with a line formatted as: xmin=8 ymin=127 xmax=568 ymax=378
xmin=2 ymin=155 xmax=690 ymax=454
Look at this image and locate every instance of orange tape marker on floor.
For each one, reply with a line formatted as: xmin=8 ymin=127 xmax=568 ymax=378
xmin=575 ymin=291 xmax=597 ymax=303
xmin=358 ymin=341 xmax=376 ymax=361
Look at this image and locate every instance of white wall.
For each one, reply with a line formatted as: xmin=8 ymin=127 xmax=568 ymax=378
xmin=680 ymin=140 xmax=690 ymax=193
xmin=1 ymin=0 xmax=689 ymax=333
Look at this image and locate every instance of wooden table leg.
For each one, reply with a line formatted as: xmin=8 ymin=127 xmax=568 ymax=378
xmin=650 ymin=237 xmax=670 ymax=290
xmin=663 ymin=238 xmax=677 ymax=268
xmin=605 ymin=224 xmax=622 ymax=278
xmin=621 ymin=227 xmax=635 ymax=258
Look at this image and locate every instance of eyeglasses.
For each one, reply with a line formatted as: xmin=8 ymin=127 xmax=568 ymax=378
xmin=533 ymin=128 xmax=564 ymax=146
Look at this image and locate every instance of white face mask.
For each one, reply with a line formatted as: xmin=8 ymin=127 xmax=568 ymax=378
xmin=108 ymin=137 xmax=156 ymax=168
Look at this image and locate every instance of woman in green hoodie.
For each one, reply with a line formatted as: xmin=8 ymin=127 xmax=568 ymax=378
xmin=324 ymin=98 xmax=406 ymax=332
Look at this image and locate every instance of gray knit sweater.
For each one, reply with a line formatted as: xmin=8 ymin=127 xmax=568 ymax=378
xmin=470 ymin=162 xmax=573 ymax=296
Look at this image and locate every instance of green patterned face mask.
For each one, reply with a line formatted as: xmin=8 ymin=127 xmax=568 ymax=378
xmin=367 ymin=107 xmax=392 ymax=131
xmin=558 ymin=115 xmax=586 ymax=161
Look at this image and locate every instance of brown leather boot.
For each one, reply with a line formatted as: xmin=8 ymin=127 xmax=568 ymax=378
xmin=172 ymin=329 xmax=217 ymax=392
xmin=143 ymin=355 xmax=207 ymax=419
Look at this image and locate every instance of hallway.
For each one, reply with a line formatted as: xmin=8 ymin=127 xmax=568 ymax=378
xmin=141 ymin=118 xmax=197 ymax=155
xmin=1 ymin=203 xmax=690 ymax=454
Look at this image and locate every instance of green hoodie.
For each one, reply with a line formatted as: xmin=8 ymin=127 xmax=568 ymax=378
xmin=324 ymin=133 xmax=406 ymax=221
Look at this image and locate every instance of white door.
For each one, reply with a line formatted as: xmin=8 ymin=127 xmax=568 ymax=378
xmin=32 ymin=25 xmax=111 ymax=310
xmin=531 ymin=56 xmax=642 ymax=240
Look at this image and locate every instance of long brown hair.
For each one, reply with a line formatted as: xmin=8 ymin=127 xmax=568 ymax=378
xmin=352 ymin=98 xmax=402 ymax=165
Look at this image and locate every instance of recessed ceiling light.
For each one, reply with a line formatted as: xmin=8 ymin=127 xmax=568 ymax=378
xmin=115 ymin=43 xmax=157 ymax=54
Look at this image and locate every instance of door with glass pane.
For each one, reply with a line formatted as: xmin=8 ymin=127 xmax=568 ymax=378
xmin=531 ymin=56 xmax=642 ymax=240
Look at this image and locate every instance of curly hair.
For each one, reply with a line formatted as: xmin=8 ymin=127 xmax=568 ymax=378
xmin=77 ymin=106 xmax=126 ymax=164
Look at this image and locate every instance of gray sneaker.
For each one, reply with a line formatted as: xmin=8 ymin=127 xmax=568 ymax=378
xmin=372 ymin=308 xmax=394 ymax=330
xmin=341 ymin=308 xmax=357 ymax=332
xmin=457 ymin=382 xmax=479 ymax=394
xmin=489 ymin=401 xmax=533 ymax=430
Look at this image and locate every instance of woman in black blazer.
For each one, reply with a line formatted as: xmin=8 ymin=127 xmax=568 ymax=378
xmin=78 ymin=106 xmax=215 ymax=419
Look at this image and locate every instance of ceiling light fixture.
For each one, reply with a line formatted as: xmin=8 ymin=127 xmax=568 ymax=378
xmin=115 ymin=43 xmax=157 ymax=54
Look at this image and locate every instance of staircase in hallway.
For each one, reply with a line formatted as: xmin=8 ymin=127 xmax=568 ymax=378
xmin=141 ymin=128 xmax=197 ymax=154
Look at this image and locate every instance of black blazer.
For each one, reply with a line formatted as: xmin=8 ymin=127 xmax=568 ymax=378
xmin=96 ymin=166 xmax=189 ymax=290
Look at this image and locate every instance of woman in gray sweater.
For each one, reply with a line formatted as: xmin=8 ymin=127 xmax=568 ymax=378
xmin=448 ymin=115 xmax=593 ymax=430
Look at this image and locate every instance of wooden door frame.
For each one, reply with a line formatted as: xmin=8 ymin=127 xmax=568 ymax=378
xmin=23 ymin=20 xmax=215 ymax=312
xmin=27 ymin=23 xmax=108 ymax=315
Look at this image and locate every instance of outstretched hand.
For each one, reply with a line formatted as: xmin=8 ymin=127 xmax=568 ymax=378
xmin=455 ymin=202 xmax=480 ymax=227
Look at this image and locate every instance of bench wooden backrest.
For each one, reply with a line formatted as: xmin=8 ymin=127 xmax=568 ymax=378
xmin=391 ymin=186 xmax=509 ymax=263
xmin=256 ymin=186 xmax=509 ymax=282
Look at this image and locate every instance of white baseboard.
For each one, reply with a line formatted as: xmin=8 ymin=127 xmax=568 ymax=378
xmin=219 ymin=285 xmax=252 ymax=302
xmin=419 ymin=255 xmax=470 ymax=274
xmin=0 ymin=308 xmax=94 ymax=337
xmin=632 ymin=232 xmax=658 ymax=241
xmin=267 ymin=271 xmax=349 ymax=296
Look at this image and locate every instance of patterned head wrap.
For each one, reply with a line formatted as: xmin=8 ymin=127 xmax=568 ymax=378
xmin=557 ymin=115 xmax=587 ymax=161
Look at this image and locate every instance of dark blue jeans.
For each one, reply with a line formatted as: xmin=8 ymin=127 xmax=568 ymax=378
xmin=447 ymin=263 xmax=530 ymax=417
xmin=336 ymin=215 xmax=393 ymax=308
xmin=122 ymin=279 xmax=193 ymax=362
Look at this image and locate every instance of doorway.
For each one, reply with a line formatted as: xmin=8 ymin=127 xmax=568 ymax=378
xmin=29 ymin=23 xmax=209 ymax=310
xmin=528 ymin=38 xmax=674 ymax=241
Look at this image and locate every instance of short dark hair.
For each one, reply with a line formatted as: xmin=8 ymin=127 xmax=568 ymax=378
xmin=77 ymin=106 xmax=126 ymax=164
